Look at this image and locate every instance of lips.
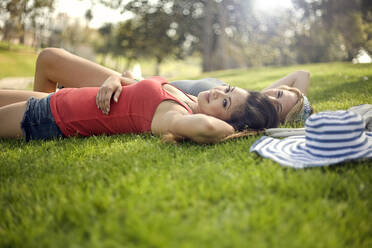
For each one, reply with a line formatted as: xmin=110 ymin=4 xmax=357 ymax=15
xmin=205 ymin=92 xmax=210 ymax=103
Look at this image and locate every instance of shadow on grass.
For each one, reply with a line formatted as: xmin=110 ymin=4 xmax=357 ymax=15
xmin=266 ymin=158 xmax=372 ymax=174
xmin=324 ymin=160 xmax=372 ymax=171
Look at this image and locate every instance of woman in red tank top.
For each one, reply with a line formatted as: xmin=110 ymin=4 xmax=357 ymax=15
xmin=0 ymin=48 xmax=279 ymax=144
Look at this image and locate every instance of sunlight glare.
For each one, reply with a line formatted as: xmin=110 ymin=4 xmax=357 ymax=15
xmin=55 ymin=0 xmax=130 ymax=28
xmin=254 ymin=0 xmax=293 ymax=12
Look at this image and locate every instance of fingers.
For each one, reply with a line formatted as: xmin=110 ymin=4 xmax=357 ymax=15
xmin=96 ymin=75 xmax=123 ymax=114
xmin=113 ymin=86 xmax=122 ymax=102
xmin=119 ymin=76 xmax=137 ymax=85
xmin=96 ymin=87 xmax=112 ymax=114
xmin=96 ymin=85 xmax=123 ymax=114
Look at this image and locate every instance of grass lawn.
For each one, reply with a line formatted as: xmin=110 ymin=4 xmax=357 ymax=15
xmin=0 ymin=42 xmax=38 ymax=79
xmin=1 ymin=53 xmax=372 ymax=247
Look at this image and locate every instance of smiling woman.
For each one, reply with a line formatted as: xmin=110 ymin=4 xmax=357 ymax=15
xmin=263 ymin=88 xmax=298 ymax=122
xmin=195 ymin=85 xmax=278 ymax=131
xmin=196 ymin=86 xmax=249 ymax=121
xmin=261 ymin=70 xmax=313 ymax=123
xmin=170 ymin=70 xmax=312 ymax=125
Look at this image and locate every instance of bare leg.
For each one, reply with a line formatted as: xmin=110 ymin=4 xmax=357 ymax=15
xmin=0 ymin=90 xmax=48 ymax=107
xmin=34 ymin=48 xmax=121 ymax=92
xmin=0 ymin=101 xmax=27 ymax=138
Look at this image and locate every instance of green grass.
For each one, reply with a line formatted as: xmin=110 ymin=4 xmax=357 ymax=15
xmin=1 ymin=50 xmax=372 ymax=247
xmin=0 ymin=42 xmax=38 ymax=79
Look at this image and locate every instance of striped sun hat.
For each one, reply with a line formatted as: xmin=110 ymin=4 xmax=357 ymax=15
xmin=250 ymin=110 xmax=372 ymax=168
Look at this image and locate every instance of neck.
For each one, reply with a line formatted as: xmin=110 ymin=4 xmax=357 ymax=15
xmin=184 ymin=98 xmax=200 ymax=114
xmin=190 ymin=101 xmax=200 ymax=114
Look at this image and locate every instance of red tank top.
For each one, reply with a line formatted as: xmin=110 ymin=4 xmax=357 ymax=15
xmin=49 ymin=76 xmax=194 ymax=137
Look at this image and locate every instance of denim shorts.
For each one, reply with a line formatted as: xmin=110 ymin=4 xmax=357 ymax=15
xmin=21 ymin=94 xmax=65 ymax=141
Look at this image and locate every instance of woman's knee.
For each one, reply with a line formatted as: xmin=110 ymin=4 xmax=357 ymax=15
xmin=34 ymin=48 xmax=66 ymax=92
xmin=36 ymin=48 xmax=65 ymax=68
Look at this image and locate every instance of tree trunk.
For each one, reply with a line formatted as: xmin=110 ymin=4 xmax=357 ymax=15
xmin=202 ymin=1 xmax=214 ymax=72
xmin=214 ymin=1 xmax=228 ymax=70
xmin=155 ymin=56 xmax=162 ymax=75
xmin=19 ymin=22 xmax=25 ymax=44
xmin=125 ymin=58 xmax=132 ymax=71
xmin=2 ymin=21 xmax=14 ymax=42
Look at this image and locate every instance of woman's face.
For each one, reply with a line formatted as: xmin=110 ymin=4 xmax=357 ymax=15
xmin=197 ymin=85 xmax=249 ymax=121
xmin=263 ymin=88 xmax=298 ymax=122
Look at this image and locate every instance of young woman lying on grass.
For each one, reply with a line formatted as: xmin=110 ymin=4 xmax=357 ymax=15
xmin=169 ymin=70 xmax=312 ymax=123
xmin=0 ymin=48 xmax=279 ymax=144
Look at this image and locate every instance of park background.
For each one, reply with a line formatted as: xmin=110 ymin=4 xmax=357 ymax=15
xmin=1 ymin=0 xmax=371 ymax=79
xmin=1 ymin=0 xmax=372 ymax=247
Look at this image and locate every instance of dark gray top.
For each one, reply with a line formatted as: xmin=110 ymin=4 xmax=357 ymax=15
xmin=170 ymin=78 xmax=226 ymax=96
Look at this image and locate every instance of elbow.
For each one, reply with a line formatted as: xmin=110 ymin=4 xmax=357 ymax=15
xmin=295 ymin=70 xmax=311 ymax=94
xmin=185 ymin=117 xmax=222 ymax=144
xmin=196 ymin=117 xmax=217 ymax=137
xmin=170 ymin=114 xmax=234 ymax=144
xmin=297 ymin=70 xmax=311 ymax=80
xmin=202 ymin=118 xmax=216 ymax=132
xmin=199 ymin=118 xmax=234 ymax=142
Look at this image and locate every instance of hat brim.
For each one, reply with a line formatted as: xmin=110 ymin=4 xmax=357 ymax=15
xmin=250 ymin=132 xmax=372 ymax=168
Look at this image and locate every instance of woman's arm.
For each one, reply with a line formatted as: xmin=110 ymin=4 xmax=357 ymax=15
xmin=34 ymin=48 xmax=136 ymax=92
xmin=155 ymin=110 xmax=235 ymax=144
xmin=263 ymin=70 xmax=310 ymax=94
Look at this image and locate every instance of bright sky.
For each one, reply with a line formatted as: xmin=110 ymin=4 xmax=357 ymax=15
xmin=254 ymin=0 xmax=293 ymax=12
xmin=55 ymin=0 xmax=129 ymax=28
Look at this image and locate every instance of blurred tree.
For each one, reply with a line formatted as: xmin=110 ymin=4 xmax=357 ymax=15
xmin=361 ymin=0 xmax=372 ymax=55
xmin=293 ymin=21 xmax=347 ymax=63
xmin=61 ymin=20 xmax=85 ymax=52
xmin=97 ymin=23 xmax=115 ymax=64
xmin=115 ymin=20 xmax=140 ymax=70
xmin=292 ymin=0 xmax=371 ymax=61
xmin=99 ymin=0 xmax=256 ymax=72
xmin=180 ymin=0 xmax=258 ymax=71
xmin=100 ymin=0 xmax=188 ymax=74
xmin=96 ymin=0 xmax=370 ymax=70
xmin=235 ymin=9 xmax=298 ymax=67
xmin=0 ymin=0 xmax=55 ymax=46
xmin=85 ymin=9 xmax=93 ymax=28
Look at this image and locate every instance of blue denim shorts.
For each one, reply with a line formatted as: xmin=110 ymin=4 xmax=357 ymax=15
xmin=21 ymin=94 xmax=65 ymax=141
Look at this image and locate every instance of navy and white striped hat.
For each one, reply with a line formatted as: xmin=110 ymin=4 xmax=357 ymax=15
xmin=250 ymin=110 xmax=372 ymax=168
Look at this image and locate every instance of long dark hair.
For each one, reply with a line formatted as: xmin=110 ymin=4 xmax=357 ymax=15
xmin=227 ymin=90 xmax=279 ymax=131
xmin=161 ymin=90 xmax=279 ymax=144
